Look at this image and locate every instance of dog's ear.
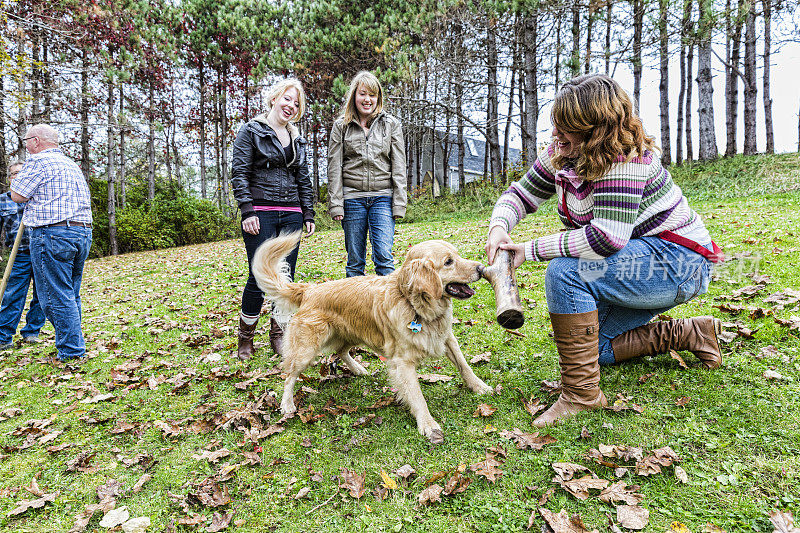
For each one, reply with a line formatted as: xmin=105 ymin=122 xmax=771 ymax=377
xmin=399 ymin=258 xmax=443 ymax=304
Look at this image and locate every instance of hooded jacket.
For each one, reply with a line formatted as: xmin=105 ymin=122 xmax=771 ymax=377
xmin=231 ymin=114 xmax=315 ymax=223
xmin=327 ymin=112 xmax=407 ymax=219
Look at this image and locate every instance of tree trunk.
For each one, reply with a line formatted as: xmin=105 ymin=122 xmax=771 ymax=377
xmin=555 ymin=16 xmax=562 ymax=92
xmin=504 ymin=17 xmax=519 ymax=180
xmin=107 ymin=81 xmax=118 ymax=256
xmin=312 ymin=119 xmax=319 ymax=201
xmin=658 ymin=0 xmax=671 ymax=164
xmin=743 ymin=1 xmax=757 ymax=155
xmin=686 ymin=37 xmax=695 ymax=162
xmin=585 ymin=4 xmax=594 ymax=73
xmin=0 ymin=75 xmax=6 ymax=187
xmin=219 ymin=63 xmax=230 ymax=212
xmin=119 ymin=84 xmax=126 ymax=208
xmin=199 ymin=61 xmax=208 ymax=199
xmin=676 ymin=0 xmax=688 ymax=165
xmin=632 ymin=0 xmax=644 ymax=113
xmin=725 ymin=0 xmax=744 ymax=157
xmin=148 ymin=79 xmax=156 ymax=202
xmin=80 ymin=49 xmax=91 ymax=179
xmin=16 ymin=32 xmax=26 ymax=161
xmin=31 ymin=32 xmax=40 ymax=123
xmin=697 ymin=0 xmax=718 ymax=161
xmin=605 ymin=0 xmax=612 ymax=75
xmin=523 ymin=13 xmax=538 ymax=166
xmin=571 ymin=3 xmax=581 ymax=77
xmin=214 ymin=79 xmax=222 ymax=208
xmin=486 ymin=17 xmax=501 ymax=181
xmin=762 ymin=0 xmax=774 ymax=154
xmin=42 ymin=40 xmax=51 ymax=122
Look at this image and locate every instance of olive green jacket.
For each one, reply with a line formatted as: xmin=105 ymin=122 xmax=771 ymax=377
xmin=327 ymin=112 xmax=407 ymax=219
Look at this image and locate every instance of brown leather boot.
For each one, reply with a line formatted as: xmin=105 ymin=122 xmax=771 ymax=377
xmin=610 ymin=316 xmax=722 ymax=369
xmin=237 ymin=316 xmax=258 ymax=361
xmin=533 ymin=310 xmax=608 ymax=427
xmin=269 ymin=318 xmax=284 ymax=356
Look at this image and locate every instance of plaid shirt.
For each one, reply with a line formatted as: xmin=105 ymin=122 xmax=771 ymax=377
xmin=0 ymin=193 xmax=30 ymax=252
xmin=12 ymin=148 xmax=92 ymax=228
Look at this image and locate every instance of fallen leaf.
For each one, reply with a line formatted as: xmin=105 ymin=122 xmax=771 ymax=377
xmin=81 ymin=393 xmax=115 ymax=404
xmin=395 ymin=464 xmax=416 ymax=481
xmin=418 ymin=373 xmax=453 ymax=383
xmin=473 ymin=403 xmax=497 ymax=417
xmin=293 ymin=487 xmax=310 ymax=500
xmin=538 ymin=508 xmax=599 ymax=533
xmin=417 ymin=484 xmax=443 ymax=505
xmin=765 ymin=369 xmax=790 ymax=381
xmin=7 ymin=492 xmax=57 ymax=516
xmin=675 ymin=466 xmax=689 ymax=484
xmin=617 ymin=505 xmax=649 ymax=530
xmin=99 ymin=506 xmax=130 ymax=528
xmin=517 ymin=389 xmax=546 ymax=417
xmin=131 ymin=474 xmax=152 ymax=493
xmin=23 ymin=477 xmax=44 ymax=497
xmin=443 ymin=470 xmax=471 ymax=495
xmin=187 ymin=479 xmax=231 ymax=508
xmin=701 ymin=523 xmax=727 ymax=533
xmin=579 ymin=426 xmax=591 ymax=440
xmin=380 ymin=470 xmax=398 ymax=490
xmin=559 ymin=475 xmax=610 ymax=500
xmin=675 ymin=396 xmax=691 ymax=407
xmin=338 ymin=468 xmax=366 ymax=499
xmin=192 ymin=448 xmax=232 ymax=464
xmin=207 ymin=510 xmax=234 ymax=532
xmin=769 ymin=510 xmax=800 ymax=533
xmin=598 ymin=481 xmax=643 ymax=506
xmin=122 ymin=516 xmax=151 ymax=533
xmin=540 ymin=380 xmax=561 ymax=395
xmin=470 ymin=352 xmax=491 ymax=364
xmin=470 ymin=454 xmax=504 ymax=483
xmin=670 ymin=349 xmax=688 ymax=369
xmin=66 ymin=451 xmax=97 ymax=473
xmin=97 ymin=478 xmax=124 ymax=501
xmin=500 ymin=428 xmax=556 ymax=450
xmin=551 ymin=462 xmax=591 ymax=482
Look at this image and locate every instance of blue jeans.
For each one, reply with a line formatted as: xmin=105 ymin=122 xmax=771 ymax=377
xmin=342 ymin=196 xmax=395 ymax=277
xmin=0 ymin=251 xmax=45 ymax=344
xmin=241 ymin=211 xmax=303 ymax=317
xmin=544 ymin=237 xmax=712 ymax=365
xmin=30 ymin=226 xmax=92 ymax=361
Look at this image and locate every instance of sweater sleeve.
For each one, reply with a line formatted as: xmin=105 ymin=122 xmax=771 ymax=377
xmin=526 ymin=159 xmax=647 ymax=261
xmin=488 ymin=144 xmax=557 ymax=234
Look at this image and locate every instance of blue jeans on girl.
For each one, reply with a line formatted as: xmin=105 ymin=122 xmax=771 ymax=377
xmin=543 ymin=236 xmax=712 ymax=365
xmin=342 ymin=196 xmax=395 ymax=277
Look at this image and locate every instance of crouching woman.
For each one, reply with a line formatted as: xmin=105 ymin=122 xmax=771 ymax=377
xmin=485 ymin=74 xmax=723 ymax=427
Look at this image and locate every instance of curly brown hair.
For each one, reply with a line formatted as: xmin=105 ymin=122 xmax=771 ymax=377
xmin=550 ymin=74 xmax=657 ymax=181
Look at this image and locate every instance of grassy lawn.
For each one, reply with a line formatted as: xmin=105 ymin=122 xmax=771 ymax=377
xmin=1 ymin=154 xmax=799 ymax=532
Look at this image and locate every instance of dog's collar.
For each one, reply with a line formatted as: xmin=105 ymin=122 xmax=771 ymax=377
xmin=407 ymin=314 xmax=422 ymax=333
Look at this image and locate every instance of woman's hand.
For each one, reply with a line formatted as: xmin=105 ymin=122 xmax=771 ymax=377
xmin=242 ymin=215 xmax=260 ymax=235
xmin=332 ymin=215 xmax=343 ymax=222
xmin=485 ymin=226 xmax=513 ymax=265
xmin=305 ymin=221 xmax=316 ymax=237
xmin=498 ymin=242 xmax=526 ymax=268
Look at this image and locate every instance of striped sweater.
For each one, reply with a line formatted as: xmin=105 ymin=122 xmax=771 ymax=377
xmin=489 ymin=143 xmax=711 ymax=261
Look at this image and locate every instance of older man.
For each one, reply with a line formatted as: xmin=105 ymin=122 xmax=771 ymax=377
xmin=10 ymin=124 xmax=93 ymax=362
xmin=0 ymin=161 xmax=45 ymax=350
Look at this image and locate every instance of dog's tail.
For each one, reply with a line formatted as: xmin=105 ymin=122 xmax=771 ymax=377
xmin=251 ymin=231 xmax=307 ymax=322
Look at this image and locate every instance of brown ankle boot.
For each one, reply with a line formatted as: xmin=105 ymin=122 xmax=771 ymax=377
xmin=610 ymin=316 xmax=722 ymax=369
xmin=533 ymin=310 xmax=608 ymax=427
xmin=269 ymin=318 xmax=284 ymax=356
xmin=237 ymin=316 xmax=258 ymax=360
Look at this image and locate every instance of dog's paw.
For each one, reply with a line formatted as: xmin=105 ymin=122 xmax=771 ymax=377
xmin=426 ymin=428 xmax=444 ymax=445
xmin=470 ymin=380 xmax=494 ymax=395
xmin=280 ymin=400 xmax=297 ymax=416
xmin=419 ymin=421 xmax=444 ymax=444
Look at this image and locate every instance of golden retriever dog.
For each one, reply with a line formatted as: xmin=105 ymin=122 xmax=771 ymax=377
xmin=251 ymin=232 xmax=492 ymax=442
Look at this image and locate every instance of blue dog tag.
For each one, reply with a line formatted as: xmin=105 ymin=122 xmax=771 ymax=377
xmin=408 ymin=320 xmax=422 ymax=333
